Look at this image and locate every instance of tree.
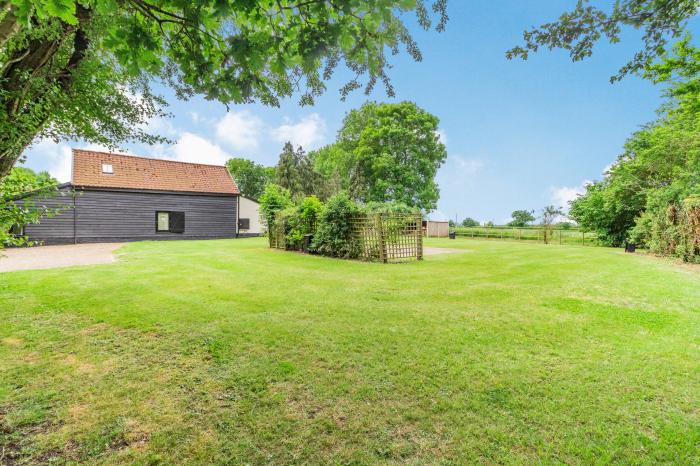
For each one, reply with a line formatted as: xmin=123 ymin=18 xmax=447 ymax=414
xmin=225 ymin=158 xmax=274 ymax=200
xmin=275 ymin=142 xmax=327 ymax=199
xmin=275 ymin=142 xmax=303 ymax=196
xmin=571 ymin=50 xmax=700 ymax=257
xmin=0 ymin=0 xmax=448 ymax=179
xmin=508 ymin=209 xmax=535 ymax=227
xmin=258 ymin=183 xmax=292 ymax=231
xmin=1 ymin=167 xmax=61 ymax=247
xmin=331 ymin=101 xmax=447 ymax=211
xmin=541 ymin=205 xmax=564 ymax=244
xmin=1 ymin=167 xmax=55 ymax=197
xmin=507 ymin=0 xmax=700 ymax=81
xmin=461 ymin=217 xmax=479 ymax=227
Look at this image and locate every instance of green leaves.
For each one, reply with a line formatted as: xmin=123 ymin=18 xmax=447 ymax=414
xmin=43 ymin=0 xmax=77 ymax=24
xmin=225 ymin=157 xmax=274 ymax=200
xmin=1 ymin=1 xmax=449 ymax=181
xmin=508 ymin=0 xmax=700 ymax=81
xmin=329 ymin=101 xmax=447 ymax=212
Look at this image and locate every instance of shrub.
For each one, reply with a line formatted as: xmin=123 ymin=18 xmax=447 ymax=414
xmin=312 ymin=193 xmax=362 ymax=258
xmin=282 ymin=195 xmax=324 ymax=250
xmin=633 ymin=193 xmax=700 ymax=263
xmin=258 ymin=183 xmax=292 ymax=230
xmin=363 ymin=201 xmax=418 ymax=215
xmin=461 ymin=217 xmax=479 ymax=227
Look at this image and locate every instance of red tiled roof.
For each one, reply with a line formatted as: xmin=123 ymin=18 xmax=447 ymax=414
xmin=71 ymin=149 xmax=239 ymax=195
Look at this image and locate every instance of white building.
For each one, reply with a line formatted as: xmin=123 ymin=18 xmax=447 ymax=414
xmin=237 ymin=196 xmax=263 ymax=236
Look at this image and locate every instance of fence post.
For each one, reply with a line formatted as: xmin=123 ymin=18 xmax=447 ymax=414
xmin=582 ymin=231 xmax=585 ymax=246
xmin=559 ymin=230 xmax=562 ymax=245
xmin=415 ymin=213 xmax=423 ymax=260
xmin=376 ymin=213 xmax=387 ymax=263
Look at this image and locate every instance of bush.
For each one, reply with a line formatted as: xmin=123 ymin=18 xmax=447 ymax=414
xmin=311 ymin=193 xmax=362 ymax=258
xmin=461 ymin=217 xmax=479 ymax=227
xmin=632 ymin=193 xmax=700 ymax=262
xmin=281 ymin=195 xmax=323 ymax=250
xmin=259 ymin=183 xmax=292 ymax=230
xmin=363 ymin=201 xmax=418 ymax=215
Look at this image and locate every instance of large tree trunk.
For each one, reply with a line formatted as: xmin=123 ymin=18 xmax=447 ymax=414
xmin=0 ymin=3 xmax=20 ymax=48
xmin=0 ymin=6 xmax=91 ymax=180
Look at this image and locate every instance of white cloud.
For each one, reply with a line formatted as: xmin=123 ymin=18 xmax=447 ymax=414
xmin=603 ymin=161 xmax=618 ymax=175
xmin=26 ymin=140 xmax=73 ymax=182
xmin=550 ymin=182 xmax=589 ymax=211
xmin=271 ymin=113 xmax=327 ymax=150
xmin=146 ymin=116 xmax=177 ymax=136
xmin=453 ymin=156 xmax=484 ymax=175
xmin=79 ymin=143 xmax=123 ymax=153
xmin=168 ymin=132 xmax=231 ymax=165
xmin=215 ymin=111 xmax=263 ymax=152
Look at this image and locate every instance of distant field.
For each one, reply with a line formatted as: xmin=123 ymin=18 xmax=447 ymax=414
xmin=1 ymin=237 xmax=698 ymax=464
xmin=453 ymin=226 xmax=599 ymax=245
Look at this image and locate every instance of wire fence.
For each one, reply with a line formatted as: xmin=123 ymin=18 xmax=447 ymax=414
xmin=453 ymin=227 xmax=598 ymax=246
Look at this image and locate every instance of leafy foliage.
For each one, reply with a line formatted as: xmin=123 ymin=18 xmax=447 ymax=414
xmin=225 ymin=158 xmax=274 ymax=200
xmin=363 ymin=200 xmax=418 ymax=214
xmin=0 ymin=0 xmax=449 ymax=178
xmin=507 ymin=0 xmax=700 ymax=81
xmin=320 ymin=101 xmax=447 ymax=211
xmin=540 ymin=205 xmax=564 ymax=245
xmin=277 ymin=195 xmax=324 ymax=250
xmin=508 ymin=209 xmax=535 ymax=227
xmin=0 ymin=167 xmax=64 ymax=248
xmin=311 ymin=193 xmax=362 ymax=259
xmin=461 ymin=217 xmax=479 ymax=227
xmin=570 ymin=43 xmax=700 ymax=260
xmin=258 ymin=183 xmax=292 ymax=231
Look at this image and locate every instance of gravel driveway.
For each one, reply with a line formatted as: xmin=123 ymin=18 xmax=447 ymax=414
xmin=0 ymin=243 xmax=124 ymax=272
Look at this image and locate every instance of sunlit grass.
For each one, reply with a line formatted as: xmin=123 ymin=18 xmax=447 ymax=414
xmin=1 ymin=237 xmax=698 ymax=464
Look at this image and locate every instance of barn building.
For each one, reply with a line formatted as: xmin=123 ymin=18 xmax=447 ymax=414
xmin=20 ymin=149 xmax=259 ymax=244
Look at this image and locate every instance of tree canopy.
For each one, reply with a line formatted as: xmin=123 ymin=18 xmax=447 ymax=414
xmin=319 ymin=101 xmax=446 ymax=211
xmin=461 ymin=217 xmax=479 ymax=227
xmin=569 ymin=46 xmax=700 ymax=260
xmin=507 ymin=0 xmax=700 ymax=81
xmin=225 ymin=157 xmax=274 ymax=200
xmin=508 ymin=209 xmax=535 ymax=227
xmin=0 ymin=0 xmax=449 ymax=178
xmin=1 ymin=166 xmax=61 ymax=247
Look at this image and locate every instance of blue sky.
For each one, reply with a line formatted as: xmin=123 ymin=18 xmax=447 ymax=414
xmin=23 ymin=1 xmax=699 ymax=223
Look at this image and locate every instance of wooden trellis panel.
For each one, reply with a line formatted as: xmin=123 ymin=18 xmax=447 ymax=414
xmin=351 ymin=213 xmax=423 ymax=263
xmin=269 ymin=220 xmax=286 ymax=250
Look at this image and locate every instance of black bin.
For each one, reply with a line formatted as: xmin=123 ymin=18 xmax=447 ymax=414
xmin=448 ymin=232 xmax=456 ymax=240
xmin=302 ymin=234 xmax=314 ymax=253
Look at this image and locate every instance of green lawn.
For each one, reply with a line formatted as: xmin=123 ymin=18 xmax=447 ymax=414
xmin=1 ymin=238 xmax=699 ymax=464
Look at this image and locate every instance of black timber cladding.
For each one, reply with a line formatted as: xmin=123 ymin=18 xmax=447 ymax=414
xmin=22 ymin=186 xmax=237 ymax=244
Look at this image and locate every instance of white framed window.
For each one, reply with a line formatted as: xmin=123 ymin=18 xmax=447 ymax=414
xmin=102 ymin=163 xmax=113 ymax=174
xmin=156 ymin=211 xmax=185 ymax=233
xmin=156 ymin=212 xmax=170 ymax=232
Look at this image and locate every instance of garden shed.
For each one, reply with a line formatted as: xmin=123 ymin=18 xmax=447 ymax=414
xmin=424 ymin=220 xmax=449 ymax=237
